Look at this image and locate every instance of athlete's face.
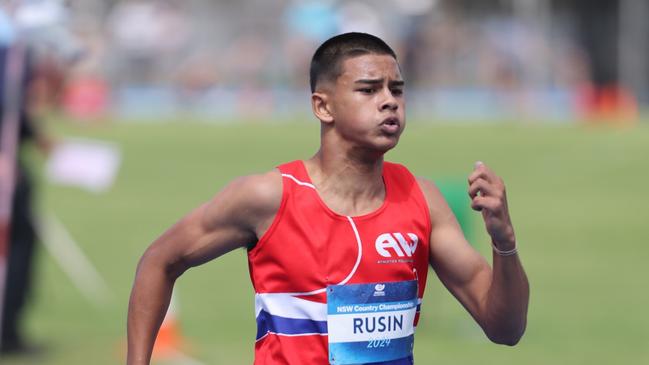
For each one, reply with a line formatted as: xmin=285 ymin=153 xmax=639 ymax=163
xmin=315 ymin=54 xmax=405 ymax=153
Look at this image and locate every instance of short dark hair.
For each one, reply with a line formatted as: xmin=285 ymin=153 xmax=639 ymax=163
xmin=309 ymin=32 xmax=397 ymax=93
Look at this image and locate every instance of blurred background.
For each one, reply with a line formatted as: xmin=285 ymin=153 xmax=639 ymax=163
xmin=0 ymin=0 xmax=647 ymax=364
xmin=5 ymin=0 xmax=649 ymax=122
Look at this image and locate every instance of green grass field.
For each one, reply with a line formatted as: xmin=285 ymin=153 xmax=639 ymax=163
xmin=5 ymin=119 xmax=649 ymax=364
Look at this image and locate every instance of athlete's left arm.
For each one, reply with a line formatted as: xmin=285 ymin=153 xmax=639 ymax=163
xmin=417 ymin=162 xmax=529 ymax=346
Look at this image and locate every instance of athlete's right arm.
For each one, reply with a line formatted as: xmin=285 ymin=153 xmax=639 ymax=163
xmin=126 ymin=171 xmax=282 ymax=365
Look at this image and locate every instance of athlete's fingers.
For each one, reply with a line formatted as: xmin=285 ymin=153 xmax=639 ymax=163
xmin=470 ymin=196 xmax=500 ymax=212
xmin=468 ymin=161 xmax=495 ymax=185
xmin=468 ymin=178 xmax=498 ymax=199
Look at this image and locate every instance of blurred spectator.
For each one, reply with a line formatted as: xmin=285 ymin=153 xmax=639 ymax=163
xmin=0 ymin=1 xmax=75 ymax=355
xmin=0 ymin=31 xmax=47 ymax=360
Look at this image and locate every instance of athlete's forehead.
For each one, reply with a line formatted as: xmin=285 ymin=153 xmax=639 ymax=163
xmin=337 ymin=54 xmax=403 ymax=86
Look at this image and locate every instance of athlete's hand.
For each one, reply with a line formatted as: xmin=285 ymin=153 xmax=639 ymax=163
xmin=468 ymin=161 xmax=516 ymax=250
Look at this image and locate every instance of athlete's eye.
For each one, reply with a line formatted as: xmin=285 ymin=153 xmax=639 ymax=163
xmin=358 ymin=88 xmax=376 ymax=94
xmin=391 ymin=88 xmax=404 ymax=96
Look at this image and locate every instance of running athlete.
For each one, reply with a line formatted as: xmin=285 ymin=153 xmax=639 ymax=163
xmin=127 ymin=32 xmax=529 ymax=365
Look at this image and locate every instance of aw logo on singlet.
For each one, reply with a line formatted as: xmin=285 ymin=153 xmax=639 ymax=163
xmin=375 ymin=233 xmax=418 ymax=263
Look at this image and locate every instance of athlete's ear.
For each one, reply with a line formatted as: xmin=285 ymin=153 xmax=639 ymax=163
xmin=311 ymin=91 xmax=334 ymax=124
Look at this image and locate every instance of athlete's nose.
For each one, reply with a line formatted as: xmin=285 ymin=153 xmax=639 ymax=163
xmin=380 ymin=89 xmax=399 ymax=111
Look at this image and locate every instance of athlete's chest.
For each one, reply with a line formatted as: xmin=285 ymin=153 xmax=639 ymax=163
xmin=253 ymin=198 xmax=429 ymax=292
xmin=314 ymin=188 xmax=386 ymax=218
xmin=249 ymin=161 xmax=431 ymax=295
xmin=314 ymin=212 xmax=428 ymax=284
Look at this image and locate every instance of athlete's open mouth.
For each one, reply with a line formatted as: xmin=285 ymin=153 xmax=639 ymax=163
xmin=381 ymin=117 xmax=400 ymax=127
xmin=380 ymin=117 xmax=401 ymax=135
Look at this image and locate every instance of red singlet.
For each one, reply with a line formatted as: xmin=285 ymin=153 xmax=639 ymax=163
xmin=248 ymin=160 xmax=431 ymax=364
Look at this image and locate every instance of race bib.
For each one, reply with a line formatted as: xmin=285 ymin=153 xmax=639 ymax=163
xmin=327 ymin=280 xmax=417 ymax=365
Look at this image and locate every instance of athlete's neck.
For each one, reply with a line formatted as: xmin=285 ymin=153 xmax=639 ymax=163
xmin=304 ymin=148 xmax=385 ymax=216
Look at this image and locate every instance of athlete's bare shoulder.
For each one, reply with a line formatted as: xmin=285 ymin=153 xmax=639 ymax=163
xmin=415 ymin=176 xmax=452 ymax=218
xmin=203 ymin=169 xmax=283 ymax=240
xmin=137 ymin=170 xmax=282 ymax=271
